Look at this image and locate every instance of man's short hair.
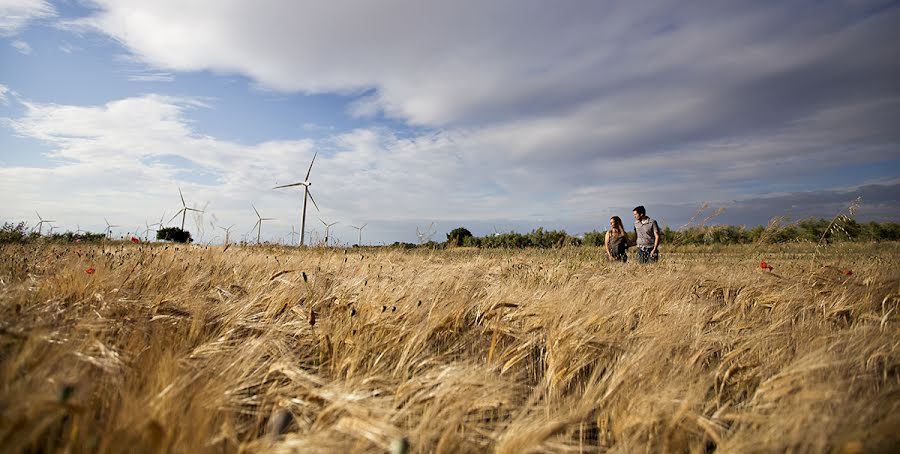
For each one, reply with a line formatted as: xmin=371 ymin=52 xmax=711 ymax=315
xmin=633 ymin=206 xmax=646 ymax=216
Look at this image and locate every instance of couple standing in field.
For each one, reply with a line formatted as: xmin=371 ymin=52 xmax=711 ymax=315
xmin=605 ymin=205 xmax=660 ymax=263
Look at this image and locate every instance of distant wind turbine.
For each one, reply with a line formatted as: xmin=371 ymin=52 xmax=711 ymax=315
xmin=103 ymin=218 xmax=119 ymax=239
xmin=32 ymin=211 xmax=54 ymax=235
xmin=350 ymin=223 xmax=367 ymax=246
xmin=47 ymin=224 xmax=59 ymax=235
xmin=169 ymin=187 xmax=204 ymax=230
xmin=417 ymin=222 xmax=436 ymax=244
xmin=273 ymin=153 xmax=320 ymax=246
xmin=319 ymin=218 xmax=338 ymax=246
xmin=251 ymin=205 xmax=275 ymax=244
xmin=143 ymin=219 xmax=162 ymax=241
xmin=289 ymin=225 xmax=298 ymax=245
xmin=218 ymin=224 xmax=235 ymax=244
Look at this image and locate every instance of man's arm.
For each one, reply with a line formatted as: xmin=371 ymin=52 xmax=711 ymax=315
xmin=651 ymin=221 xmax=660 ymax=254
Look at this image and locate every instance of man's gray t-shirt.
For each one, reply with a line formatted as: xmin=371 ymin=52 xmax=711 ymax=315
xmin=634 ymin=218 xmax=660 ymax=247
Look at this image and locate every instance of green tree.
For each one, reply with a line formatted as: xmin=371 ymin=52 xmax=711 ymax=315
xmin=446 ymin=227 xmax=473 ymax=247
xmin=157 ymin=227 xmax=193 ymax=243
xmin=0 ymin=222 xmax=28 ymax=244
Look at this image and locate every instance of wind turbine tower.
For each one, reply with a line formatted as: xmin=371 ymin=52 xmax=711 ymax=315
xmin=273 ymin=153 xmax=320 ymax=246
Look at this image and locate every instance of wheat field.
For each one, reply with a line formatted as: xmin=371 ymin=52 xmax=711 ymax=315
xmin=0 ymin=242 xmax=898 ymax=453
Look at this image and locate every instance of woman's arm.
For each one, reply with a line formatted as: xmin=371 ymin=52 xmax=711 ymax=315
xmin=605 ymin=231 xmax=613 ymax=257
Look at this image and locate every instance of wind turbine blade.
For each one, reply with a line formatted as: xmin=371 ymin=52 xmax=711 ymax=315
xmin=319 ymin=218 xmax=327 ymax=227
xmin=307 ymin=190 xmax=320 ymax=212
xmin=273 ymin=182 xmax=306 ymax=189
xmin=35 ymin=211 xmax=42 ymax=220
xmin=362 ymin=223 xmax=368 ymax=230
xmin=169 ymin=209 xmax=184 ymax=223
xmin=252 ymin=204 xmax=261 ymax=218
xmin=305 ymin=152 xmax=317 ymax=181
xmin=179 ymin=187 xmax=186 ymax=207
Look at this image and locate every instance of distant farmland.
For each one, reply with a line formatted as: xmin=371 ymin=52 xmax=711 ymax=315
xmin=1 ymin=242 xmax=898 ymax=452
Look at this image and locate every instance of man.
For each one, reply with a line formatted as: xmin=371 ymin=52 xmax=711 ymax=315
xmin=632 ymin=206 xmax=660 ymax=263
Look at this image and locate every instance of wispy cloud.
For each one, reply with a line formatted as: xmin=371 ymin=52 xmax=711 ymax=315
xmin=58 ymin=41 xmax=80 ymax=54
xmin=0 ymin=0 xmax=55 ymax=36
xmin=126 ymin=72 xmax=175 ymax=83
xmin=11 ymin=39 xmax=31 ymax=54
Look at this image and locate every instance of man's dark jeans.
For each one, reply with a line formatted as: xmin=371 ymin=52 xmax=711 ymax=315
xmin=637 ymin=247 xmax=658 ymax=264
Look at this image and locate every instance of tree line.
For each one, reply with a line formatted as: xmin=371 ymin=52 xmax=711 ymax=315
xmin=441 ymin=218 xmax=900 ymax=248
xmin=4 ymin=218 xmax=900 ymax=247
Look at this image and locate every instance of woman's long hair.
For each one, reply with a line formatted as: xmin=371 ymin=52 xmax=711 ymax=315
xmin=610 ymin=216 xmax=626 ymax=236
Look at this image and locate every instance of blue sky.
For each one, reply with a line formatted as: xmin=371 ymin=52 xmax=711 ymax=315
xmin=1 ymin=0 xmax=898 ymax=245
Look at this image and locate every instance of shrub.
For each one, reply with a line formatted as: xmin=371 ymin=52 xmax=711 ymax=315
xmin=446 ymin=227 xmax=473 ymax=247
xmin=0 ymin=222 xmax=28 ymax=244
xmin=157 ymin=227 xmax=193 ymax=243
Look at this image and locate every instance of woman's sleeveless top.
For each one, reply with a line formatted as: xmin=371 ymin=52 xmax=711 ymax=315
xmin=609 ymin=233 xmax=627 ymax=256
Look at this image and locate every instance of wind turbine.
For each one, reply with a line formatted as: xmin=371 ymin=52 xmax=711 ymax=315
xmin=350 ymin=223 xmax=367 ymax=246
xmin=416 ymin=222 xmax=436 ymax=244
xmin=218 ymin=224 xmax=235 ymax=244
xmin=319 ymin=218 xmax=338 ymax=246
xmin=143 ymin=219 xmax=161 ymax=241
xmin=169 ymin=187 xmax=204 ymax=230
xmin=47 ymin=224 xmax=59 ymax=235
xmin=273 ymin=153 xmax=320 ymax=246
xmin=103 ymin=218 xmax=119 ymax=239
xmin=251 ymin=205 xmax=275 ymax=244
xmin=289 ymin=225 xmax=299 ymax=246
xmin=32 ymin=211 xmax=54 ymax=235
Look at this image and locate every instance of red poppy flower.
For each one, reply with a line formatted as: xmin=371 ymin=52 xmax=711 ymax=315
xmin=85 ymin=267 xmax=95 ymax=274
xmin=760 ymin=261 xmax=768 ymax=269
xmin=131 ymin=237 xmax=140 ymax=243
xmin=841 ymin=269 xmax=853 ymax=276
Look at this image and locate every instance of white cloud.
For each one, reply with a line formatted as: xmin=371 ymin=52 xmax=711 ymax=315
xmin=70 ymin=1 xmax=900 ymax=129
xmin=10 ymin=39 xmax=31 ymax=54
xmin=0 ymin=84 xmax=9 ymax=104
xmin=0 ymin=0 xmax=54 ymax=36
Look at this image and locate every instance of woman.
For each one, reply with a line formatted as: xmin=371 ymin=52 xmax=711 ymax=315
xmin=605 ymin=216 xmax=629 ymax=262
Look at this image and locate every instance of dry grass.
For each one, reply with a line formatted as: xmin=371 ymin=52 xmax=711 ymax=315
xmin=0 ymin=242 xmax=898 ymax=453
